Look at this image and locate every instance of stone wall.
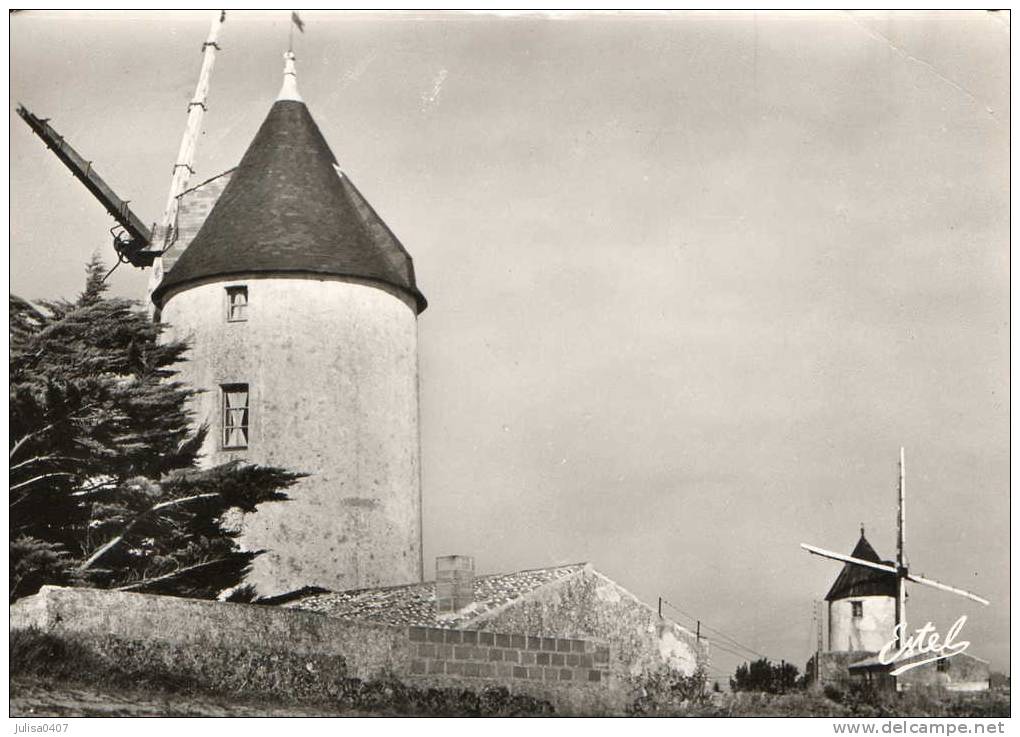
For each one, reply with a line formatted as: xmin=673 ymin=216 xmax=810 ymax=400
xmin=471 ymin=567 xmax=708 ymax=682
xmin=811 ymin=649 xmax=990 ymax=693
xmin=11 ymin=586 xmax=406 ymax=679
xmin=813 ymin=651 xmax=873 ymax=689
xmin=893 ymin=654 xmax=990 ymax=693
xmin=11 ymin=587 xmax=621 ymax=715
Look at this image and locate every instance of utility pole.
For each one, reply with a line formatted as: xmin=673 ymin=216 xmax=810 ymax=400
xmin=895 ymin=446 xmax=906 ymax=650
xmin=813 ymin=600 xmax=824 ymax=686
xmin=815 ymin=600 xmax=824 ymax=653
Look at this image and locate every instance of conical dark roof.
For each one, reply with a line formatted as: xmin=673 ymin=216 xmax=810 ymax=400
xmin=153 ymin=99 xmax=426 ymax=312
xmin=824 ymin=533 xmax=898 ymax=601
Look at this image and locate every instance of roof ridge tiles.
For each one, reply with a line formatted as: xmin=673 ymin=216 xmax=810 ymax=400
xmin=280 ymin=563 xmax=589 ymax=628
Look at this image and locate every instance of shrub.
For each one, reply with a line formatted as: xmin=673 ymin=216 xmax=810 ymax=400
xmin=823 ymin=683 xmax=845 ymax=703
xmin=314 ymin=676 xmax=552 ymax=716
xmin=730 ymin=658 xmax=800 ymax=694
xmin=814 ymin=678 xmax=1010 ymax=718
xmin=627 ymin=666 xmax=709 ymax=716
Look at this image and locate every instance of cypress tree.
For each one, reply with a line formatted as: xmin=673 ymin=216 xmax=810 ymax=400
xmin=10 ymin=257 xmax=302 ymax=601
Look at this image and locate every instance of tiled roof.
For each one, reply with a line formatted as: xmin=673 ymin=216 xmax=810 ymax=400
xmin=281 ymin=563 xmax=587 ymax=628
xmin=152 ymin=99 xmax=426 ymax=312
xmin=825 ymin=534 xmax=898 ymax=601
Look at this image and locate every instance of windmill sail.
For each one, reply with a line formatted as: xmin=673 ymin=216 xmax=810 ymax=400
xmin=905 ymin=573 xmax=990 ymax=606
xmin=802 ymin=543 xmax=989 ymax=606
xmin=801 ymin=544 xmax=897 ymax=576
xmin=16 ymin=104 xmax=153 ymax=266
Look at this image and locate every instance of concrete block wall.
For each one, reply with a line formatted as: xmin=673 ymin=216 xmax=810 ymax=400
xmin=407 ymin=626 xmax=610 ymax=686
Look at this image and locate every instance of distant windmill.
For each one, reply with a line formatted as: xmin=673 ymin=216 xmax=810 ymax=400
xmin=801 ymin=448 xmax=989 ymax=650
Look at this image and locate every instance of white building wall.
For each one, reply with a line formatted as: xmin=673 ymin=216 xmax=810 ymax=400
xmin=160 ymin=275 xmax=421 ymax=595
xmin=829 ymin=595 xmax=896 ymax=652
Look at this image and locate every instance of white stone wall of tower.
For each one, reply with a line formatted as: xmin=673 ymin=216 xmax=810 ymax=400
xmin=828 ymin=595 xmax=896 ymax=652
xmin=159 ymin=276 xmax=422 ymax=595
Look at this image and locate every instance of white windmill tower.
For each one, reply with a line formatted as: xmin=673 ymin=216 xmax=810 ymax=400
xmin=801 ymin=448 xmax=989 ymax=657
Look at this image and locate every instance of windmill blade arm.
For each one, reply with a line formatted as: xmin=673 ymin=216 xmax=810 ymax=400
xmin=17 ymin=104 xmax=152 ymax=248
xmin=906 ymin=573 xmax=990 ymax=606
xmin=800 ymin=544 xmax=898 ymax=574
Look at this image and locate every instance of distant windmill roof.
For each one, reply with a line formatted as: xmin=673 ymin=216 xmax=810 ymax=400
xmin=153 ymin=53 xmax=426 ymax=312
xmin=824 ymin=532 xmax=898 ymax=601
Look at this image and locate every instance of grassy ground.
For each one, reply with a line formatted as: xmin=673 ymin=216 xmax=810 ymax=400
xmin=13 ymin=677 xmax=1010 ymax=718
xmin=10 ymin=629 xmax=1009 ymax=717
xmin=689 ymin=690 xmax=1011 ymax=718
xmin=11 ymin=676 xmax=372 ymax=717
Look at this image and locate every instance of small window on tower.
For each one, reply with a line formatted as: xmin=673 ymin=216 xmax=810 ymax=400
xmin=851 ymin=601 xmax=863 ymax=618
xmin=226 ymin=286 xmax=248 ymax=322
xmin=222 ymin=384 xmax=249 ymax=449
xmin=936 ymin=658 xmax=949 ymax=673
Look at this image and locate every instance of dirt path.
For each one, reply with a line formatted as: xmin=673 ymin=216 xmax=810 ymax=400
xmin=10 ymin=678 xmax=369 ymax=717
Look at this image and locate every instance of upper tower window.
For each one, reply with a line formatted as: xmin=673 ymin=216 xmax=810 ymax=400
xmin=851 ymin=601 xmax=863 ymax=618
xmin=226 ymin=286 xmax=248 ymax=322
xmin=222 ymin=384 xmax=249 ymax=449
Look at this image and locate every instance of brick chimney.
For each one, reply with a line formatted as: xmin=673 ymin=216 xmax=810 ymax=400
xmin=436 ymin=555 xmax=474 ymax=613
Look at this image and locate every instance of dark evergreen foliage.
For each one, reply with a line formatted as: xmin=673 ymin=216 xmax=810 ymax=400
xmin=10 ymin=257 xmax=303 ymax=601
xmin=730 ymin=658 xmax=801 ymax=694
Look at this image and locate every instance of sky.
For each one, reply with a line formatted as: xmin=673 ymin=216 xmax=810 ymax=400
xmin=9 ymin=10 xmax=1010 ymax=678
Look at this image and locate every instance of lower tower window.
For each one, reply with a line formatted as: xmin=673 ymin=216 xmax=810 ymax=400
xmin=222 ymin=384 xmax=249 ymax=449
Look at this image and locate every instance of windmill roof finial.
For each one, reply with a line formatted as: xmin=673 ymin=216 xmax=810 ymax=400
xmin=277 ymin=50 xmax=303 ymax=103
xmin=860 ymin=523 xmax=865 ymax=537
